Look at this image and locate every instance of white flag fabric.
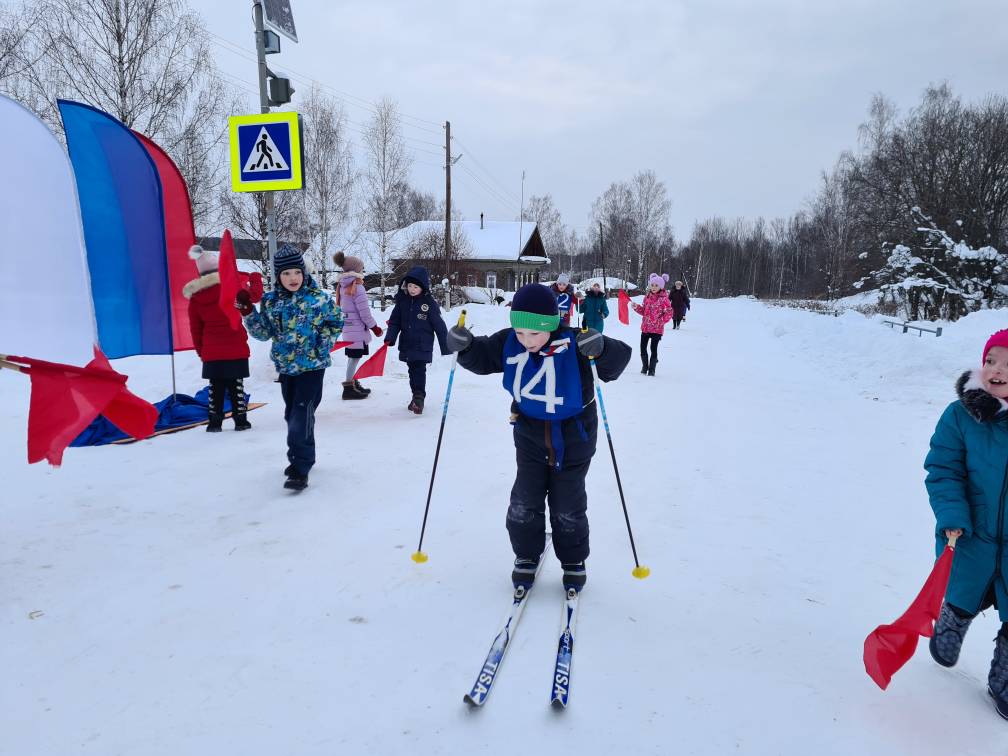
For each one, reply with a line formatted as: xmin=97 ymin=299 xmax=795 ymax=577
xmin=0 ymin=95 xmax=96 ymax=365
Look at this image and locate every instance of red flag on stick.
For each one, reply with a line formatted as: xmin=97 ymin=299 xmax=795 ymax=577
xmin=330 ymin=340 xmax=353 ymax=353
xmin=1 ymin=347 xmax=158 ymax=466
xmin=863 ymin=543 xmax=956 ymax=690
xmin=217 ymin=229 xmax=242 ymax=331
xmin=618 ymin=289 xmax=632 ymax=324
xmin=353 ymin=343 xmax=388 ymax=380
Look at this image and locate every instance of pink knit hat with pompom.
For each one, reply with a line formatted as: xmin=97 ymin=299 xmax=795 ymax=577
xmin=982 ymin=329 xmax=1008 ymax=364
xmin=648 ymin=273 xmax=669 ymax=289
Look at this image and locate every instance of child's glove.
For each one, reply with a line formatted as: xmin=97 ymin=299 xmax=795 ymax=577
xmin=446 ymin=325 xmax=473 ymax=353
xmin=235 ymin=290 xmax=254 ymax=316
xmin=576 ymin=328 xmax=604 ymax=358
xmin=371 ymin=325 xmax=383 ymax=337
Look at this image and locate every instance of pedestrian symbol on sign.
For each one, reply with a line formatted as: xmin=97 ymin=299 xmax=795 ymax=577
xmin=242 ymin=127 xmax=290 ymax=173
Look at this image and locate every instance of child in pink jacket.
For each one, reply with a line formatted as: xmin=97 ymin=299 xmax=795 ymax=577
xmin=632 ymin=273 xmax=674 ymax=376
xmin=333 ymin=251 xmax=383 ymax=399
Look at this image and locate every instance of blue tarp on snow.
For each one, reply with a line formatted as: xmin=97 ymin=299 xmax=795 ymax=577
xmin=70 ymin=387 xmax=249 ymax=447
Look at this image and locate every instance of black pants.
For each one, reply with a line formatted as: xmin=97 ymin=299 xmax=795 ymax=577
xmin=640 ymin=333 xmax=661 ymax=369
xmin=208 ymin=378 xmax=247 ymax=422
xmin=508 ymin=412 xmax=597 ymax=564
xmin=407 ymin=360 xmax=427 ymax=396
xmin=279 ymin=369 xmax=325 ymax=476
xmin=672 ymin=316 xmax=683 ymax=329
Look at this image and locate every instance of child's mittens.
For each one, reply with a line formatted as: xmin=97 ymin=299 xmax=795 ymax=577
xmin=371 ymin=325 xmax=383 ymax=337
xmin=446 ymin=325 xmax=473 ymax=353
xmin=235 ymin=289 xmax=254 ymax=316
xmin=962 ymin=388 xmax=1002 ymax=421
xmin=576 ymin=328 xmax=604 ymax=358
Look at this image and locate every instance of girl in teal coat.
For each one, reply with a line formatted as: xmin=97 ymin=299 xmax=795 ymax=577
xmin=580 ymin=282 xmax=610 ymax=332
xmin=925 ymin=329 xmax=1008 ymax=721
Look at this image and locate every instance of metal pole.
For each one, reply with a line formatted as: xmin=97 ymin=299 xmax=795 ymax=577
xmin=253 ymin=2 xmax=278 ymax=277
xmin=519 ymin=169 xmax=525 ymax=258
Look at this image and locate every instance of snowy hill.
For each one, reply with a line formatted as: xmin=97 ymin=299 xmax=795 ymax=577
xmin=3 ymin=298 xmax=1006 ymax=754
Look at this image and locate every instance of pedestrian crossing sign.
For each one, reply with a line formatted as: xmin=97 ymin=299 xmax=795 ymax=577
xmin=228 ymin=111 xmax=302 ymax=192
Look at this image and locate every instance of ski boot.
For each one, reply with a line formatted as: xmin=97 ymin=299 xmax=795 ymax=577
xmin=561 ymin=562 xmax=587 ymax=591
xmin=930 ymin=602 xmax=974 ymax=667
xmin=512 ymin=555 xmax=541 ymax=589
xmin=989 ymin=631 xmax=1008 ymax=720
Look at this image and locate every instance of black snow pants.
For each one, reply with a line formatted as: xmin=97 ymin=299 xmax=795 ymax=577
xmin=508 ymin=408 xmax=599 ymax=564
xmin=279 ymin=368 xmax=326 ymax=476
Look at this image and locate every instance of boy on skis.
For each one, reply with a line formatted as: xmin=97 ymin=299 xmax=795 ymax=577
xmin=445 ymin=283 xmax=631 ymax=589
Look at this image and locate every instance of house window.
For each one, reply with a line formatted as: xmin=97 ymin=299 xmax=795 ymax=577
xmin=486 ymin=272 xmax=497 ymax=289
xmin=467 ymin=274 xmax=476 ymax=287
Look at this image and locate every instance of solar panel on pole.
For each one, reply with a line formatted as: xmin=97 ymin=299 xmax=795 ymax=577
xmin=262 ymin=0 xmax=298 ymax=43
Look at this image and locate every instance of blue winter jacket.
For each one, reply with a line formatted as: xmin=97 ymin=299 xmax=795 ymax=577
xmin=384 ymin=266 xmax=449 ymax=363
xmin=580 ymin=291 xmax=610 ymax=332
xmin=925 ymin=370 xmax=1008 ymax=620
xmin=243 ymin=274 xmax=343 ymax=375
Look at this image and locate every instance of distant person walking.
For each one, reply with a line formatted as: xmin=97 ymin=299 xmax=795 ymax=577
xmin=669 ymin=280 xmax=690 ymax=330
xmin=580 ymin=282 xmax=610 ymax=332
xmin=632 ymin=273 xmax=674 ymax=376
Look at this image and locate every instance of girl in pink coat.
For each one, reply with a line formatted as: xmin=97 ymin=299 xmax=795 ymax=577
xmin=333 ymin=251 xmax=383 ymax=400
xmin=632 ymin=273 xmax=674 ymax=376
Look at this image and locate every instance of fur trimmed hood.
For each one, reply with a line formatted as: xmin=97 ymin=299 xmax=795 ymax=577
xmin=183 ymin=272 xmax=220 ymax=299
xmin=956 ymin=369 xmax=1008 ymax=422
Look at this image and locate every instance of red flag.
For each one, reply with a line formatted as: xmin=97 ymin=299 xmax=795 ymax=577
xmin=7 ymin=347 xmax=158 ymax=466
xmin=353 ymin=344 xmax=388 ymax=380
xmin=863 ymin=545 xmax=955 ymax=690
xmin=330 ymin=340 xmax=353 ymax=353
xmin=132 ymin=131 xmax=197 ymax=352
xmin=217 ymin=229 xmax=242 ymax=331
xmin=618 ymin=289 xmax=632 ymax=324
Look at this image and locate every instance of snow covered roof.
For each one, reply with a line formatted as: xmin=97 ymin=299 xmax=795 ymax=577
xmin=577 ymin=276 xmax=638 ymax=291
xmin=393 ymin=220 xmax=545 ymax=262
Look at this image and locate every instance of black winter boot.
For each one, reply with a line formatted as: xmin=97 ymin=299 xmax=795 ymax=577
xmin=342 ymin=381 xmax=368 ymax=400
xmin=647 ymin=355 xmax=657 ymax=376
xmin=354 ymin=380 xmax=371 ymax=396
xmin=929 ymin=602 xmax=973 ymax=667
xmin=206 ymin=382 xmax=224 ymax=432
xmin=229 ymin=379 xmax=252 ymax=431
xmin=408 ymin=391 xmax=425 ymax=414
xmin=284 ymin=471 xmax=309 ymax=491
xmin=989 ymin=632 xmax=1008 ymax=720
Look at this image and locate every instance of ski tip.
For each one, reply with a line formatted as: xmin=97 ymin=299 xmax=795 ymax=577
xmin=632 ymin=565 xmax=651 ymax=579
xmin=411 ymin=551 xmax=429 ymax=564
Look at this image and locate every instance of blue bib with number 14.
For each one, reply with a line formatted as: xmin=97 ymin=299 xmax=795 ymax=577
xmin=501 ymin=332 xmax=583 ymax=420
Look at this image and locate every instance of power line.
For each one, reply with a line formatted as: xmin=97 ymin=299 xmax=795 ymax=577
xmin=452 ymin=136 xmax=523 ymax=205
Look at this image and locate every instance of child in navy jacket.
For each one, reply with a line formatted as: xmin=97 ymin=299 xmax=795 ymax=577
xmin=445 ymin=283 xmax=631 ymax=589
xmin=384 ymin=265 xmax=449 ymax=414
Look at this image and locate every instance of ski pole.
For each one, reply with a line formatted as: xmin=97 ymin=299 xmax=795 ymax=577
xmin=412 ymin=309 xmax=467 ymax=563
xmin=588 ymin=356 xmax=650 ymax=579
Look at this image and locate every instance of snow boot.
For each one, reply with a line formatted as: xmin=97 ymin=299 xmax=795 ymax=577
xmin=930 ymin=602 xmax=974 ymax=667
xmin=408 ymin=391 xmax=425 ymax=414
xmin=989 ymin=632 xmax=1008 ymax=720
xmin=283 ymin=463 xmax=296 ymax=477
xmin=206 ymin=382 xmax=224 ymax=432
xmin=342 ymin=381 xmax=368 ymax=400
xmin=512 ymin=555 xmax=541 ymax=589
xmin=284 ymin=471 xmax=309 ymax=491
xmin=229 ymin=379 xmax=251 ymax=430
xmin=647 ymin=354 xmax=658 ymax=377
xmin=354 ymin=380 xmax=371 ymax=396
xmin=561 ymin=562 xmax=587 ymax=590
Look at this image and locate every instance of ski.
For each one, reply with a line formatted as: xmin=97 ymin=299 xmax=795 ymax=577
xmin=463 ymin=537 xmax=551 ymax=707
xmin=549 ymin=586 xmax=580 ymax=709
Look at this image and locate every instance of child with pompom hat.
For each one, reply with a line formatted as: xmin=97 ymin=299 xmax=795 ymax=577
xmin=333 ymin=251 xmax=382 ymax=400
xmin=631 ymin=273 xmax=674 ymax=375
xmin=925 ymin=328 xmax=1008 ymax=720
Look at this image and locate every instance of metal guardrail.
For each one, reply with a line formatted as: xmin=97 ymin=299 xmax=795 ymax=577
xmin=882 ymin=319 xmax=943 ymax=337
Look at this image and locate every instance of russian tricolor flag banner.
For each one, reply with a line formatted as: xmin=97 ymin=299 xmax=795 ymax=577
xmin=58 ymin=99 xmax=173 ymax=358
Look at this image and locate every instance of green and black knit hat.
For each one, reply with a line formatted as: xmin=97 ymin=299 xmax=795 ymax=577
xmin=510 ymin=283 xmax=560 ymax=332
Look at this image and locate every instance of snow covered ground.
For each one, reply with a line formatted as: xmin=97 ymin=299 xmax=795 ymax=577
xmin=3 ymin=297 xmax=1007 ymax=754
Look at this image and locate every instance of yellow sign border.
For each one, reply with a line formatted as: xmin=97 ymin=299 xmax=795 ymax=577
xmin=229 ymin=111 xmax=302 ymax=192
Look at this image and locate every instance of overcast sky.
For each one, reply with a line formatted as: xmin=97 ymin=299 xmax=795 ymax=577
xmin=193 ymin=0 xmax=1008 ymax=237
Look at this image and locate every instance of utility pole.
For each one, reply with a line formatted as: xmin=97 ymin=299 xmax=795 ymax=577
xmin=518 ymin=169 xmax=525 ymax=257
xmin=444 ymin=120 xmax=452 ymax=294
xmin=253 ymin=2 xmax=278 ymax=278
